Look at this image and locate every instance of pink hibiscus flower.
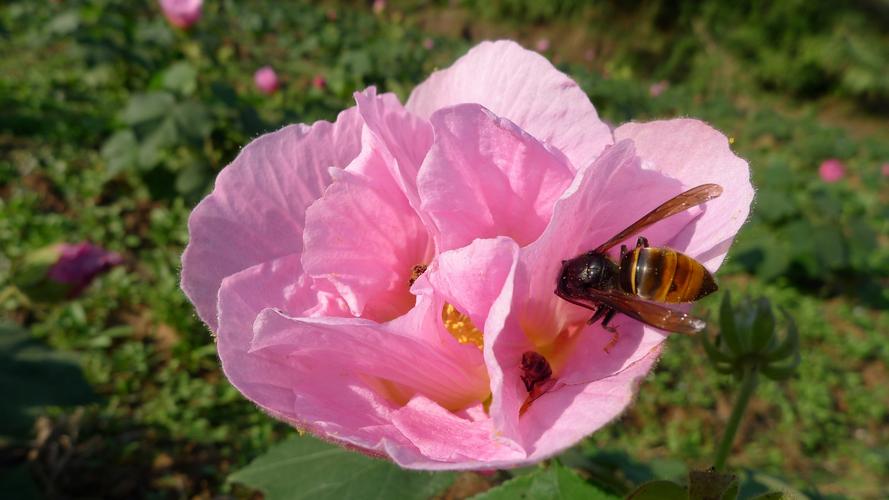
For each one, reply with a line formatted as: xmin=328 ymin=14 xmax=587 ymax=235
xmin=159 ymin=0 xmax=203 ymax=29
xmin=818 ymin=158 xmax=845 ymax=183
xmin=181 ymin=41 xmax=753 ymax=469
xmin=254 ymin=66 xmax=280 ymax=95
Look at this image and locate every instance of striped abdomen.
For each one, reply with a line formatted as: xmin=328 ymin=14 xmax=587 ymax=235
xmin=619 ymin=247 xmax=717 ymax=303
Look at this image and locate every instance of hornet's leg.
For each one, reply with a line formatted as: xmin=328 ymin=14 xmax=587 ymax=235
xmin=587 ymin=304 xmax=609 ymax=325
xmin=636 ymin=236 xmax=649 ymax=249
xmin=602 ymin=309 xmax=620 ymax=353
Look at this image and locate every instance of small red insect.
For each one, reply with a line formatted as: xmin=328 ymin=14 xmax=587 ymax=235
xmin=519 ymin=351 xmax=558 ymax=415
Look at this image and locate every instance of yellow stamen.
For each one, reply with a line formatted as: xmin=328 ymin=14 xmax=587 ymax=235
xmin=442 ymin=303 xmax=484 ymax=349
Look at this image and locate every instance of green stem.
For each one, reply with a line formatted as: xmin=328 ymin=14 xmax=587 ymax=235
xmin=714 ymin=366 xmax=758 ymax=471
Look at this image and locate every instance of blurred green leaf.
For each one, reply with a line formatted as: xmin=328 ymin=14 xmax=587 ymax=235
xmin=45 ymin=10 xmax=80 ymax=36
xmin=473 ymin=464 xmax=617 ymax=500
xmin=0 ymin=465 xmax=40 ymax=500
xmin=175 ymin=164 xmax=210 ymax=194
xmin=119 ymin=92 xmax=176 ymax=125
xmin=626 ymin=480 xmax=687 ymax=500
xmin=229 ymin=436 xmax=454 ymax=500
xmin=172 ymin=101 xmax=213 ymax=140
xmin=161 ymin=61 xmax=198 ymax=95
xmin=138 ymin=116 xmax=178 ymax=169
xmin=688 ymin=469 xmax=737 ymax=500
xmin=101 ymin=130 xmax=139 ymax=174
xmin=0 ymin=323 xmax=95 ymax=438
xmin=750 ymin=493 xmax=785 ymax=500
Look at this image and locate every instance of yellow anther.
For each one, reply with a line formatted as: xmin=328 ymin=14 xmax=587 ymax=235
xmin=442 ymin=303 xmax=484 ymax=349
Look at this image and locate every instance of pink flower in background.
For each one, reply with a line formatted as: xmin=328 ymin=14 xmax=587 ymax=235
xmin=535 ymin=37 xmax=550 ymax=52
xmin=881 ymin=163 xmax=889 ymax=177
xmin=311 ymin=74 xmax=327 ymax=90
xmin=649 ymin=80 xmax=669 ymax=97
xmin=819 ymin=158 xmax=845 ymax=183
xmin=49 ymin=243 xmax=123 ymax=296
xmin=17 ymin=242 xmax=122 ymax=301
xmin=181 ymin=41 xmax=752 ymax=469
xmin=373 ymin=0 xmax=386 ymax=15
xmin=159 ymin=0 xmax=203 ymax=29
xmin=254 ymin=66 xmax=279 ymax=95
xmin=422 ymin=38 xmax=435 ymax=50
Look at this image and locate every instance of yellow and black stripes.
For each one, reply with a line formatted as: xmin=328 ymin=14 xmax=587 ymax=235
xmin=620 ymin=247 xmax=717 ymax=303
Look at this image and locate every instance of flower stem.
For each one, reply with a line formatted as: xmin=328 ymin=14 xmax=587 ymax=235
xmin=714 ymin=366 xmax=758 ymax=471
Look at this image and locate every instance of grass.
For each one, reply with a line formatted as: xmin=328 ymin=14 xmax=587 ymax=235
xmin=1 ymin=0 xmax=887 ymax=498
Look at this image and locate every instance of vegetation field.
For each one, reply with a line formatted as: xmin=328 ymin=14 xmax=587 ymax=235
xmin=1 ymin=1 xmax=887 ymax=498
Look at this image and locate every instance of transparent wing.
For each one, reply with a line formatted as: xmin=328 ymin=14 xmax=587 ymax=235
xmin=558 ymin=288 xmax=706 ymax=335
xmin=594 ymin=184 xmax=723 ymax=253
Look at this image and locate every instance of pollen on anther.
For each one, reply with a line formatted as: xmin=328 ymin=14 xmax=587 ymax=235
xmin=442 ymin=303 xmax=484 ymax=349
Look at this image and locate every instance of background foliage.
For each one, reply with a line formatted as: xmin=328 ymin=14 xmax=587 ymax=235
xmin=1 ymin=0 xmax=887 ymax=498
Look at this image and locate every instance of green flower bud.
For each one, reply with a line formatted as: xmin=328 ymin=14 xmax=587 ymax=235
xmin=701 ymin=292 xmax=800 ymax=381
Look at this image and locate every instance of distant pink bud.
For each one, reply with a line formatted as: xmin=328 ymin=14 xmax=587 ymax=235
xmin=373 ymin=0 xmax=386 ymax=14
xmin=254 ymin=66 xmax=279 ymax=95
xmin=649 ymin=80 xmax=669 ymax=97
xmin=159 ymin=0 xmax=203 ymax=29
xmin=584 ymin=48 xmax=596 ymax=62
xmin=422 ymin=38 xmax=435 ymax=50
xmin=535 ymin=38 xmax=550 ymax=52
xmin=312 ymin=74 xmax=327 ymax=90
xmin=819 ymin=158 xmax=845 ymax=183
xmin=47 ymin=243 xmax=123 ymax=297
xmin=881 ymin=163 xmax=889 ymax=177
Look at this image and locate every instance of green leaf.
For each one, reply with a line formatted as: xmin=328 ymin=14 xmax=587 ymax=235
xmin=119 ymin=92 xmax=176 ymax=126
xmin=750 ymin=493 xmax=786 ymax=500
xmin=626 ymin=480 xmax=687 ymax=500
xmin=472 ymin=464 xmax=617 ymax=500
xmin=137 ymin=116 xmax=179 ymax=169
xmin=0 ymin=324 xmax=95 ymax=438
xmin=229 ymin=436 xmax=454 ymax=500
xmin=175 ymin=164 xmax=211 ymax=195
xmin=101 ymin=130 xmax=139 ymax=174
xmin=161 ymin=62 xmax=198 ymax=95
xmin=172 ymin=101 xmax=214 ymax=140
xmin=688 ymin=469 xmax=737 ymax=500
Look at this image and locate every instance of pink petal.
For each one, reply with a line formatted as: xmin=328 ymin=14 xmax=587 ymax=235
xmin=391 ymin=396 xmax=525 ymax=467
xmin=354 ymin=88 xmax=433 ymax=213
xmin=613 ymin=119 xmax=754 ymax=270
xmin=406 ymin=238 xmax=519 ymax=388
xmin=215 ymin=255 xmax=407 ymax=453
xmin=181 ymin=108 xmax=362 ymax=330
xmin=422 ymin=236 xmax=520 ymax=328
xmin=418 ymin=104 xmax=575 ymax=252
xmin=302 ymin=126 xmax=431 ymax=321
xmin=521 ymin=140 xmax=693 ymax=344
xmin=251 ymin=309 xmax=490 ymax=414
xmin=520 ymin=344 xmax=662 ymax=461
xmin=406 ymin=40 xmax=613 ymax=171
